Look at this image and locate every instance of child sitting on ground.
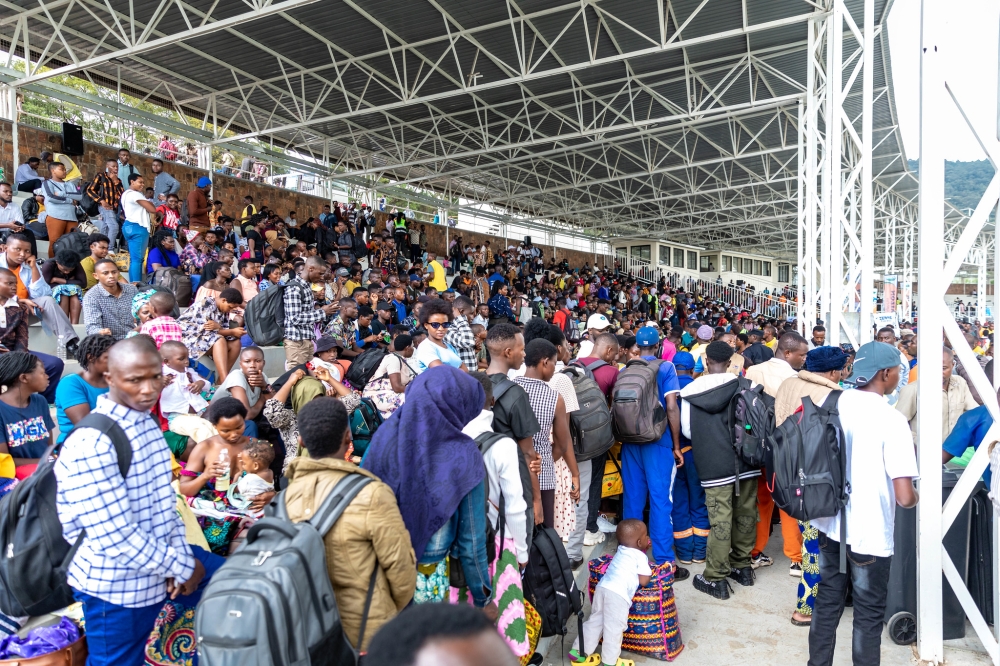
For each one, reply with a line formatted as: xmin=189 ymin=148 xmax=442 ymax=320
xmin=160 ymin=340 xmax=212 ymax=460
xmin=227 ymin=438 xmax=275 ymax=517
xmin=570 ymin=519 xmax=652 ymax=666
xmin=139 ymin=291 xmax=182 ymax=348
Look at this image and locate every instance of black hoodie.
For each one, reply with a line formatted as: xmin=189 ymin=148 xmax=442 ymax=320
xmin=680 ymin=374 xmax=761 ymax=488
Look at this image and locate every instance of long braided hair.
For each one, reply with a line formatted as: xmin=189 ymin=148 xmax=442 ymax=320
xmin=76 ymin=334 xmax=115 ymax=371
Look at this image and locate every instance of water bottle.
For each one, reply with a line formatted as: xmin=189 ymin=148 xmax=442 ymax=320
xmin=55 ymin=334 xmax=67 ymax=360
xmin=216 ymin=448 xmax=231 ymax=491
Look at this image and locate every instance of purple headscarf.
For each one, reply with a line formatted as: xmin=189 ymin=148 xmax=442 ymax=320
xmin=362 ymin=365 xmax=485 ymax=560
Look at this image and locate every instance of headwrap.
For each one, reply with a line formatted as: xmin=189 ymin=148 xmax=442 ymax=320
xmin=131 ymin=290 xmax=154 ymax=321
xmin=696 ymin=324 xmax=714 ymax=341
xmin=291 ymin=377 xmax=326 ymax=413
xmin=362 ymin=365 xmax=485 ymax=561
xmin=805 ymin=346 xmax=848 ymax=373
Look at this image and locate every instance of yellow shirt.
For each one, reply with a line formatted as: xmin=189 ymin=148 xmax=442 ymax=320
xmin=429 ymin=260 xmax=447 ymax=291
xmin=55 ymin=153 xmax=82 ymax=181
xmin=345 ymin=279 xmax=362 ymax=296
xmin=764 ymin=338 xmax=778 ymax=351
xmin=81 ymin=256 xmax=97 ymax=291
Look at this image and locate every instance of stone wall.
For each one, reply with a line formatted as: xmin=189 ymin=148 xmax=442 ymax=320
xmin=0 ymin=120 xmax=330 ymax=220
xmin=370 ymin=211 xmax=608 ymax=270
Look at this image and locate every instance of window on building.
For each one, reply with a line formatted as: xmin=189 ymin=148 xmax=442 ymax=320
xmin=631 ymin=245 xmax=651 ymax=261
xmin=735 ymin=257 xmax=742 ymax=273
xmin=764 ymin=262 xmax=772 ymax=277
xmin=778 ymin=264 xmax=789 ymax=282
xmin=674 ymin=248 xmax=684 ymax=267
xmin=687 ymin=251 xmax=697 ymax=270
xmin=754 ymin=260 xmax=762 ymax=275
xmin=721 ymin=255 xmax=731 ymax=272
xmin=616 ymin=247 xmax=627 ymax=260
xmin=659 ymin=245 xmax=671 ymax=266
xmin=700 ymin=256 xmax=709 ymax=270
xmin=744 ymin=258 xmax=752 ymax=274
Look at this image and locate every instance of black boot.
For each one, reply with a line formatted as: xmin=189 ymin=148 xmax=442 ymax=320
xmin=727 ymin=565 xmax=755 ymax=587
xmin=693 ymin=574 xmax=732 ymax=599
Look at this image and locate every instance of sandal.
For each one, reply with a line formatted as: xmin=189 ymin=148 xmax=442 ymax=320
xmin=790 ymin=613 xmax=812 ymax=627
xmin=566 ymin=652 xmax=602 ymax=665
xmin=614 ymin=659 xmax=636 ymax=666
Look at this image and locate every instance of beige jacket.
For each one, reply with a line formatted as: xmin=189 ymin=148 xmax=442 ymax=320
xmin=774 ymin=370 xmax=843 ymax=425
xmin=895 ymin=375 xmax=978 ymax=444
xmin=283 ymin=457 xmax=416 ymax=651
xmin=745 ymin=357 xmax=797 ymax=397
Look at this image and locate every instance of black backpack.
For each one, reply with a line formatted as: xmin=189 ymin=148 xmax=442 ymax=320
xmin=562 ymin=361 xmax=615 ymax=462
xmin=351 ymin=232 xmax=368 ymax=259
xmin=729 ymin=377 xmax=775 ymax=467
xmin=51 ymin=231 xmax=91 ymax=263
xmin=343 ymin=347 xmax=388 ymax=390
xmin=0 ymin=414 xmax=131 ymax=617
xmin=765 ymin=391 xmax=850 ymax=571
xmin=244 ymin=283 xmax=288 ymax=346
xmin=522 ymin=526 xmax=584 ymax=643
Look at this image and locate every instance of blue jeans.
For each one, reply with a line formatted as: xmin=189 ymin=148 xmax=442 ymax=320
xmin=808 ymin=533 xmax=892 ymax=666
xmin=73 ymin=546 xmax=223 ymax=666
xmin=122 ymin=221 xmax=149 ymax=283
xmin=419 ymin=480 xmax=492 ymax=607
xmin=97 ymin=206 xmax=119 ymax=250
xmin=622 ymin=441 xmax=677 ymax=564
xmin=671 ymin=448 xmax=709 ymax=562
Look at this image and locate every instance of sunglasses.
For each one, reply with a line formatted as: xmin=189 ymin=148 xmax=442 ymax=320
xmin=427 ymin=321 xmax=452 ymax=330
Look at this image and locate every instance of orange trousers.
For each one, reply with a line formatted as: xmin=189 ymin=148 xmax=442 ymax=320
xmin=752 ymin=475 xmax=802 ymax=562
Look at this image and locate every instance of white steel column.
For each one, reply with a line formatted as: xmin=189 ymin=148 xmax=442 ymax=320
xmin=859 ymin=0 xmax=875 ymax=338
xmin=916 ymin=0 xmax=945 ymax=657
xmin=823 ymin=0 xmax=841 ymax=344
xmin=1 ymin=86 xmax=17 ymax=180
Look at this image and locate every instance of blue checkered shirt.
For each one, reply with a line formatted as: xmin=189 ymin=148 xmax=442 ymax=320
xmin=55 ymin=395 xmax=194 ymax=608
xmin=283 ymin=275 xmax=326 ymax=341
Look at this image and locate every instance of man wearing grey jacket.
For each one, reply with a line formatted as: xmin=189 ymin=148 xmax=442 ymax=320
xmin=151 ymin=159 xmax=180 ymax=202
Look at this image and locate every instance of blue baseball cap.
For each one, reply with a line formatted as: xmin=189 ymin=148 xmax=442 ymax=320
xmin=672 ymin=351 xmax=695 ymax=370
xmin=635 ymin=327 xmax=660 ymax=347
xmin=196 ymin=176 xmax=212 ymax=188
xmin=847 ymin=341 xmax=900 ymax=386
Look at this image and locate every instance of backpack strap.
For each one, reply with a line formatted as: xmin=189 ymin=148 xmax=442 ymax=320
xmin=73 ymin=413 xmax=133 ymax=478
xmin=492 ymin=376 xmax=516 ymax=403
xmin=474 ymin=431 xmax=507 ymax=456
xmin=583 ymin=359 xmax=608 ymax=372
xmin=307 ymin=473 xmax=373 ymax=536
xmin=355 ymin=557 xmax=380 ymax=652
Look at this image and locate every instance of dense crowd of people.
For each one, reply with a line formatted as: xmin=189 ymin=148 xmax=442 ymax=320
xmin=0 ymin=147 xmax=996 ymax=666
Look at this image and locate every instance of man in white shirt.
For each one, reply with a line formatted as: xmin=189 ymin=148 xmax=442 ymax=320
xmin=0 ymin=182 xmax=26 ymax=234
xmin=464 ymin=372 xmax=529 ymax=567
xmin=808 ymin=341 xmax=919 ymax=666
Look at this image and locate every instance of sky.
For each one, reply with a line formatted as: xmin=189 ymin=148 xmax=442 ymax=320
xmin=887 ymin=0 xmax=1000 ymax=163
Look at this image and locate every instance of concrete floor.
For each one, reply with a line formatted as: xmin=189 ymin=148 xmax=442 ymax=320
xmin=541 ymin=536 xmax=994 ymax=666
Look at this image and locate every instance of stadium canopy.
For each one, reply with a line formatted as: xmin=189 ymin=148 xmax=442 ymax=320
xmin=0 ymin=0 xmax=926 ymax=265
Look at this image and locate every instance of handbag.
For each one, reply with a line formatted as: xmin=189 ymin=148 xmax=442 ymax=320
xmin=0 ymin=634 xmax=87 ymax=666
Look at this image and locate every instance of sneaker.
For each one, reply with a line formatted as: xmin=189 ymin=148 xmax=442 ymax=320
xmin=692 ymin=557 xmax=706 ymax=563
xmin=727 ymin=566 xmax=755 ymax=587
xmin=692 ymin=574 xmax=732 ymax=600
xmin=584 ymin=530 xmax=606 ymax=546
xmin=677 ymin=558 xmax=693 ymax=565
xmin=596 ymin=515 xmax=618 ymax=533
xmin=570 ymin=558 xmax=584 ymax=571
xmin=789 ymin=562 xmax=803 ymax=577
xmin=673 ymin=565 xmax=690 ymax=582
xmin=750 ymin=553 xmax=773 ymax=569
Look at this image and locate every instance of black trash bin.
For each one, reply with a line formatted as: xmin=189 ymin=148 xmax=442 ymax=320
xmin=883 ymin=468 xmax=980 ymax=644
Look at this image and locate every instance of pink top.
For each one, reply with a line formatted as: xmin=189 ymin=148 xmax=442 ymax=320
xmin=660 ymin=338 xmax=677 ymax=362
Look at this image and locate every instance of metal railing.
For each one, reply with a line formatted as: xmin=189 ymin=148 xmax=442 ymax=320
xmin=604 ymin=253 xmax=799 ymax=320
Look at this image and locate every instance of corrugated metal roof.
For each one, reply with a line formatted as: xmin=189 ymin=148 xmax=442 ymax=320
xmin=1 ymin=0 xmax=915 ymax=260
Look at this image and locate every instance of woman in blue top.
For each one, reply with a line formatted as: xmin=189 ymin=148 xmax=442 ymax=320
xmin=0 ymin=352 xmax=55 ymax=479
xmin=54 ymin=334 xmax=114 ymax=445
xmin=146 ymin=228 xmax=181 ymax=274
xmin=413 ymin=298 xmax=465 ymax=373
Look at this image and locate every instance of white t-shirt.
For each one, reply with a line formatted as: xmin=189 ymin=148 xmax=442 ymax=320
xmin=372 ymin=352 xmax=414 ymax=387
xmin=599 ymin=545 xmax=652 ymax=603
xmin=121 ymin=189 xmax=150 ymax=230
xmin=811 ymin=389 xmax=919 ymax=557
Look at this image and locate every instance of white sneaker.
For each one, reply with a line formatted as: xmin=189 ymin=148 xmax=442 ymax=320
xmin=584 ymin=530 xmax=605 ymax=546
xmin=596 ymin=515 xmax=618 ymax=533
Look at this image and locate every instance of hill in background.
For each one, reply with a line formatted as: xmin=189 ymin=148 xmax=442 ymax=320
xmin=908 ymin=159 xmax=994 ymax=215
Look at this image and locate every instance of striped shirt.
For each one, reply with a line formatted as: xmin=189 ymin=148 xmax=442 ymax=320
xmin=55 ymin=395 xmax=194 ymax=608
xmin=82 ymin=282 xmax=138 ymax=340
xmin=514 ymin=376 xmax=559 ymax=490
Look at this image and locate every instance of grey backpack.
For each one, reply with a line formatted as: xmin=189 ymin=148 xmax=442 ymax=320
xmin=196 ymin=474 xmax=379 ymax=666
xmin=611 ymin=358 xmax=667 ymax=444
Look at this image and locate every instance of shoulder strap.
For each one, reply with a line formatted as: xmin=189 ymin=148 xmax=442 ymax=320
xmin=303 ymin=473 xmax=373 ymax=536
xmin=474 ymin=431 xmax=506 ymax=456
xmin=583 ymin=359 xmax=608 ymax=372
xmin=492 ymin=376 xmax=516 ymax=402
xmin=74 ymin=413 xmax=133 ymax=478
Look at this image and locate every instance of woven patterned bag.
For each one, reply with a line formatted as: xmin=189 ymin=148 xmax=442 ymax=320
xmin=587 ymin=555 xmax=684 ymax=661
